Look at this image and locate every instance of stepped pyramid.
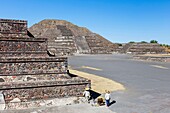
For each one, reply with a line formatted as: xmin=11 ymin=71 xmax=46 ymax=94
xmin=29 ymin=19 xmax=116 ymax=55
xmin=120 ymin=43 xmax=165 ymax=54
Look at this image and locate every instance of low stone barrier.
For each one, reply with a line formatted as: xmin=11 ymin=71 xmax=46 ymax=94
xmin=1 ymin=77 xmax=89 ymax=103
xmin=133 ymin=55 xmax=170 ymax=62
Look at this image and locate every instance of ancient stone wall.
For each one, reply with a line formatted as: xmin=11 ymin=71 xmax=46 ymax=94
xmin=0 ymin=37 xmax=47 ymax=57
xmin=1 ymin=78 xmax=89 ymax=103
xmin=56 ymin=25 xmax=73 ymax=36
xmin=121 ymin=43 xmax=165 ymax=54
xmin=48 ymin=36 xmax=77 ymax=55
xmin=85 ymin=36 xmax=109 ymax=54
xmin=0 ymin=19 xmax=90 ymax=106
xmin=44 ymin=25 xmax=77 ymax=55
xmin=129 ymin=43 xmax=165 ymax=54
xmin=74 ymin=36 xmax=91 ymax=54
xmin=133 ymin=55 xmax=170 ymax=62
xmin=120 ymin=43 xmax=132 ymax=53
xmin=0 ymin=19 xmax=27 ymax=38
xmin=0 ymin=58 xmax=67 ymax=76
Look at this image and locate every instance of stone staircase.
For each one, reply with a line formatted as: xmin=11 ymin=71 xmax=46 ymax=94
xmin=74 ymin=36 xmax=91 ymax=54
xmin=85 ymin=35 xmax=110 ymax=54
xmin=56 ymin=25 xmax=73 ymax=36
xmin=46 ymin=25 xmax=77 ymax=55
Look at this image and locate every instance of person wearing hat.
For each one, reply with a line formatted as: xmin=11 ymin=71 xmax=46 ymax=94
xmin=83 ymin=88 xmax=90 ymax=103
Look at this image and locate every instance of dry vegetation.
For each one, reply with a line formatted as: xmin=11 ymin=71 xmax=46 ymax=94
xmin=69 ymin=69 xmax=125 ymax=93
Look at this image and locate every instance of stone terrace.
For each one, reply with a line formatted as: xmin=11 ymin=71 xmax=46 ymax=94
xmin=121 ymin=43 xmax=165 ymax=54
xmin=0 ymin=19 xmax=90 ymax=108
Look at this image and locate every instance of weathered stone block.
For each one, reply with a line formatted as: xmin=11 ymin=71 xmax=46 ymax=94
xmin=0 ymin=58 xmax=67 ymax=76
xmin=0 ymin=77 xmax=90 ymax=103
xmin=0 ymin=19 xmax=27 ymax=37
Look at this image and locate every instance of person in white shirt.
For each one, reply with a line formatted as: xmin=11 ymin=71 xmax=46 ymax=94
xmin=105 ymin=90 xmax=111 ymax=107
xmin=83 ymin=89 xmax=90 ymax=103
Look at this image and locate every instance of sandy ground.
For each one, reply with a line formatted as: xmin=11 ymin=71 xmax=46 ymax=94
xmin=69 ymin=69 xmax=125 ymax=93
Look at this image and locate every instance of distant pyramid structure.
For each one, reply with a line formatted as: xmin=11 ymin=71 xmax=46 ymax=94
xmin=28 ymin=19 xmax=116 ymax=55
xmin=120 ymin=43 xmax=165 ymax=54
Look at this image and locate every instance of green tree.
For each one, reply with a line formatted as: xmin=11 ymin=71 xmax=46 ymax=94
xmin=117 ymin=43 xmax=122 ymax=46
xmin=129 ymin=41 xmax=135 ymax=43
xmin=141 ymin=41 xmax=147 ymax=43
xmin=150 ymin=40 xmax=158 ymax=43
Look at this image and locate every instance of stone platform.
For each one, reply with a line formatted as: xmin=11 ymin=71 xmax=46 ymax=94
xmin=0 ymin=19 xmax=90 ymax=107
xmin=120 ymin=43 xmax=165 ymax=54
xmin=133 ymin=54 xmax=170 ymax=62
xmin=1 ymin=77 xmax=89 ymax=103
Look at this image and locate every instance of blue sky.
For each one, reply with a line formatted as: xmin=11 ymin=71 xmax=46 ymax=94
xmin=0 ymin=0 xmax=170 ymax=44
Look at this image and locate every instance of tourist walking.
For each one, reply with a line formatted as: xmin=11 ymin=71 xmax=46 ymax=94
xmin=105 ymin=90 xmax=111 ymax=107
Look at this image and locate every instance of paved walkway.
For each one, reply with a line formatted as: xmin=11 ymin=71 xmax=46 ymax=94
xmin=0 ymin=96 xmax=114 ymax=113
xmin=69 ymin=54 xmax=170 ymax=113
xmin=0 ymin=103 xmax=114 ymax=113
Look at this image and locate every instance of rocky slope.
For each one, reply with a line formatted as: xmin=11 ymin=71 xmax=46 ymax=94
xmin=28 ymin=19 xmax=115 ymax=55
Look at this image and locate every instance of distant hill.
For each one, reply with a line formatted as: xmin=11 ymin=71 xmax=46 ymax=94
xmin=28 ymin=19 xmax=116 ymax=55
